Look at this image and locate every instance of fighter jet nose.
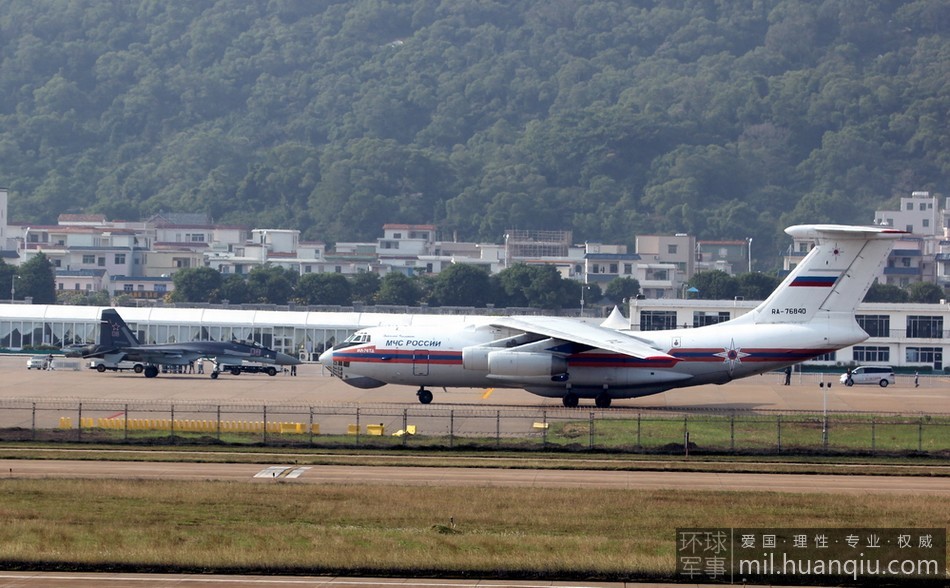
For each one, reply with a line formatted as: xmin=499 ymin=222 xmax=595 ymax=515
xmin=275 ymin=352 xmax=301 ymax=365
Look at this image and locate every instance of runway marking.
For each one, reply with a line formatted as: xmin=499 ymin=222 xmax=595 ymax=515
xmin=285 ymin=467 xmax=311 ymax=479
xmin=253 ymin=466 xmax=291 ymax=478
xmin=482 ymin=388 xmax=494 ymax=400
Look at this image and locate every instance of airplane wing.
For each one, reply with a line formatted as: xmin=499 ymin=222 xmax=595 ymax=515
xmin=113 ymin=346 xmax=201 ymax=364
xmin=490 ymin=316 xmax=677 ymax=361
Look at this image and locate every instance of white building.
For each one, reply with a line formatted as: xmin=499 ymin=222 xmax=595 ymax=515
xmin=629 ymin=297 xmax=948 ymax=372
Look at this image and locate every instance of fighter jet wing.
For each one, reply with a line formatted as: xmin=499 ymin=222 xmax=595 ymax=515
xmin=490 ymin=316 xmax=677 ymax=361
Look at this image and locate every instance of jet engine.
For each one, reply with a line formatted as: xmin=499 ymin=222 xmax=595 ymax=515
xmin=487 ymin=351 xmax=567 ymax=377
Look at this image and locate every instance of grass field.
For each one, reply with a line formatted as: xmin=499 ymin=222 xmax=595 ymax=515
xmin=0 ymin=478 xmax=947 ymax=580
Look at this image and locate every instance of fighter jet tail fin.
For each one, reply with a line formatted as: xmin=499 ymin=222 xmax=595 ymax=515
xmin=99 ymin=308 xmax=141 ymax=348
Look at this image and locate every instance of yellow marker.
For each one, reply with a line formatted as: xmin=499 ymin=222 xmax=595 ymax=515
xmin=481 ymin=388 xmax=494 ymax=400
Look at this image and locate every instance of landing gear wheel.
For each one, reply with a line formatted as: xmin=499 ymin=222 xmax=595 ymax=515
xmin=562 ymin=393 xmax=579 ymax=408
xmin=266 ymin=366 xmax=277 ymax=376
xmin=210 ymin=371 xmax=219 ymax=379
xmin=417 ymin=388 xmax=433 ymax=404
xmin=594 ymin=393 xmax=612 ymax=408
xmin=230 ymin=367 xmax=241 ymax=376
xmin=143 ymin=365 xmax=159 ymax=378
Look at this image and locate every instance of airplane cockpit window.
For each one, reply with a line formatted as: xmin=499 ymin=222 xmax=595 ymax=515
xmin=335 ymin=332 xmax=371 ymax=350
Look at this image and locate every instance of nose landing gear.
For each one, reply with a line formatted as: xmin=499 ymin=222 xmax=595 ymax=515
xmin=417 ymin=388 xmax=433 ymax=404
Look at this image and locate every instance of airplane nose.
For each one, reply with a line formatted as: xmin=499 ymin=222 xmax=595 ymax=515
xmin=318 ymin=348 xmax=333 ymax=367
xmin=275 ymin=351 xmax=301 ymax=366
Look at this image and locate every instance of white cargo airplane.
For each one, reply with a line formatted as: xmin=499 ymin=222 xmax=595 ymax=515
xmin=319 ymin=225 xmax=903 ymax=407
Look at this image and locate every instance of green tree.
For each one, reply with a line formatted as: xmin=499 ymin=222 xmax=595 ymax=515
xmin=736 ymin=272 xmax=780 ymax=300
xmin=689 ymin=270 xmax=739 ymax=300
xmin=295 ymin=273 xmax=352 ymax=306
xmin=0 ymin=259 xmax=15 ymax=302
xmin=350 ymin=272 xmax=381 ymax=303
xmin=16 ymin=252 xmax=57 ymax=304
xmin=171 ymin=267 xmax=222 ymax=303
xmin=246 ymin=266 xmax=296 ymax=304
xmin=376 ymin=272 xmax=421 ymax=306
xmin=581 ymin=282 xmax=602 ymax=307
xmin=217 ymin=274 xmax=250 ymax=305
xmin=603 ymin=277 xmax=641 ymax=306
xmin=495 ymin=264 xmax=577 ymax=310
xmin=907 ymin=282 xmax=945 ymax=304
xmin=430 ymin=264 xmax=492 ymax=307
xmin=863 ymin=282 xmax=909 ymax=303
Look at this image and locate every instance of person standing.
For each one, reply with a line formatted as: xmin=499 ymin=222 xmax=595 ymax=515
xmin=783 ymin=365 xmax=791 ymax=386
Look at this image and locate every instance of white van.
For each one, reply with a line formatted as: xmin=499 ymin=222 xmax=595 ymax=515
xmin=840 ymin=366 xmax=895 ymax=387
xmin=88 ymin=358 xmax=145 ymax=373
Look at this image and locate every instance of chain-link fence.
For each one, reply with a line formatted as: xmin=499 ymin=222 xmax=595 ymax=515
xmin=2 ymin=400 xmax=948 ymax=455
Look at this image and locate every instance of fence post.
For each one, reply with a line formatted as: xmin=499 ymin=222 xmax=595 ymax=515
xmin=216 ymin=405 xmax=221 ymax=441
xmin=871 ymin=418 xmax=875 ymax=452
xmin=309 ymin=406 xmax=314 ymax=446
xmin=730 ymin=414 xmax=735 ymax=452
xmin=918 ymin=418 xmax=923 ymax=452
xmin=31 ymin=402 xmax=36 ymax=441
xmin=78 ymin=402 xmax=82 ymax=441
xmin=402 ymin=408 xmax=408 ymax=447
xmin=356 ymin=407 xmax=360 ymax=446
xmin=823 ymin=413 xmax=829 ymax=451
xmin=636 ymin=412 xmax=641 ymax=450
xmin=496 ymin=410 xmax=500 ymax=449
xmin=588 ymin=411 xmax=594 ymax=450
xmin=777 ymin=415 xmax=782 ymax=453
xmin=262 ymin=405 xmax=267 ymax=444
xmin=449 ymin=410 xmax=454 ymax=448
xmin=124 ymin=403 xmax=129 ymax=442
xmin=541 ymin=410 xmax=547 ymax=448
xmin=170 ymin=405 xmax=175 ymax=441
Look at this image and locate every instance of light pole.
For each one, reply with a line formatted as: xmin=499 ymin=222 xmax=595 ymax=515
xmin=503 ymin=234 xmax=509 ymax=269
xmin=747 ymin=237 xmax=752 ymax=273
xmin=10 ymin=274 xmax=16 ymax=302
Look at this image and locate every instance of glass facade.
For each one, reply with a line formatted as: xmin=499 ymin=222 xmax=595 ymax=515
xmin=906 ymin=315 xmax=943 ymax=339
xmin=856 ymin=314 xmax=890 ymax=338
xmin=0 ymin=316 xmax=352 ymax=358
xmin=640 ymin=310 xmax=677 ymax=331
xmin=852 ymin=346 xmax=890 ymax=363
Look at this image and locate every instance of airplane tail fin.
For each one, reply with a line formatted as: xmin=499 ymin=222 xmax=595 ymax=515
xmin=99 ymin=308 xmax=141 ymax=348
xmin=747 ymin=225 xmax=905 ymax=325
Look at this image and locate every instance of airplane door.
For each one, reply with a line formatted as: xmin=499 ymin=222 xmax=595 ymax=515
xmin=412 ymin=349 xmax=429 ymax=376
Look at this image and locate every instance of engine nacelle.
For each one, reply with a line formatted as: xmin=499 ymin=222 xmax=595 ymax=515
xmin=461 ymin=346 xmax=492 ymax=371
xmin=487 ymin=351 xmax=567 ymax=378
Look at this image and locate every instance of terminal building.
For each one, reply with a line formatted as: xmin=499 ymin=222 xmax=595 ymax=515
xmin=2 ymin=300 xmax=947 ymax=372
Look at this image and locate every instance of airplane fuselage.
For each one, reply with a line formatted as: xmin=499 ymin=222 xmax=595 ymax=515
xmin=323 ymin=317 xmax=867 ymax=399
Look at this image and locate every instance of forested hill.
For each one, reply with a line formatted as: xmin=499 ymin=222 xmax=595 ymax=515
xmin=0 ymin=1 xmax=946 ymax=266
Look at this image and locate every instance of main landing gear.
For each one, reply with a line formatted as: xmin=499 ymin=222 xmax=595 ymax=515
xmin=417 ymin=387 xmax=433 ymax=404
xmin=560 ymin=392 xmax=612 ymax=408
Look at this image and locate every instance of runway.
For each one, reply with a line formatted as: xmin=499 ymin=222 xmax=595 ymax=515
xmin=3 ymin=459 xmax=948 ymax=495
xmin=3 ymin=354 xmax=950 ymax=414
